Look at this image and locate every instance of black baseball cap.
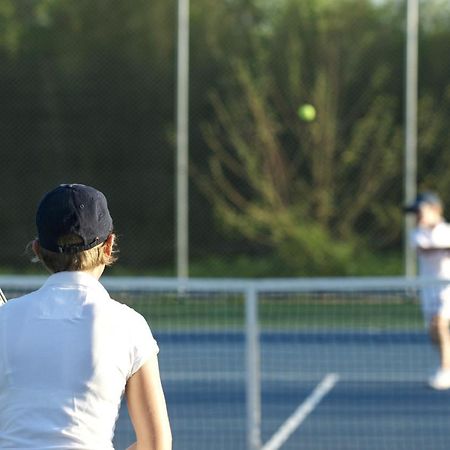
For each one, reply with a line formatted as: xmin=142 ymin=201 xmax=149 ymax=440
xmin=36 ymin=184 xmax=113 ymax=253
xmin=404 ymin=191 xmax=442 ymax=213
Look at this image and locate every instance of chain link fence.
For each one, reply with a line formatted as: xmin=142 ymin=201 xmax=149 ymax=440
xmin=1 ymin=0 xmax=450 ymax=276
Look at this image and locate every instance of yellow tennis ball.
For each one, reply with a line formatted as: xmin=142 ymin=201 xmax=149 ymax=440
xmin=297 ymin=104 xmax=316 ymax=122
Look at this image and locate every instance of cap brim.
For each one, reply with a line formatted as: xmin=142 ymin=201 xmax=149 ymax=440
xmin=403 ymin=205 xmax=419 ymax=213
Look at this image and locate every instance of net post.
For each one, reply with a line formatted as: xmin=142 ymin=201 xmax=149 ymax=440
xmin=245 ymin=285 xmax=261 ymax=450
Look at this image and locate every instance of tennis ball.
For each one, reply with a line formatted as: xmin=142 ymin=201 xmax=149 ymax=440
xmin=297 ymin=104 xmax=316 ymax=122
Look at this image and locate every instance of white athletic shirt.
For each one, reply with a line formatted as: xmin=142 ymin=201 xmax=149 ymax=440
xmin=411 ymin=221 xmax=450 ymax=320
xmin=412 ymin=222 xmax=450 ymax=277
xmin=0 ymin=271 xmax=158 ymax=449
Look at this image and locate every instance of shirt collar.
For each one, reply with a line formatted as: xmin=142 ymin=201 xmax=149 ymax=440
xmin=42 ymin=271 xmax=109 ymax=297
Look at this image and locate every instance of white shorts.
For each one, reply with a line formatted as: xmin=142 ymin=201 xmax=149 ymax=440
xmin=421 ymin=285 xmax=450 ymax=324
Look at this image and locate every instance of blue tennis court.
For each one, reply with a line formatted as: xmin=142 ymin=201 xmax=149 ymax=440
xmin=113 ymin=330 xmax=450 ymax=450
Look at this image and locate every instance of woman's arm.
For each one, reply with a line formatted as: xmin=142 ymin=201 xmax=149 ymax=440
xmin=125 ymin=355 xmax=172 ymax=450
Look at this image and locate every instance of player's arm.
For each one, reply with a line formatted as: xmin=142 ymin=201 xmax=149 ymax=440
xmin=413 ymin=225 xmax=450 ymax=251
xmin=416 ymin=237 xmax=450 ymax=252
xmin=125 ymin=355 xmax=172 ymax=450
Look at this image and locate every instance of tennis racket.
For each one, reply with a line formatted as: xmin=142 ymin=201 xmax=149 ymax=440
xmin=0 ymin=288 xmax=6 ymax=305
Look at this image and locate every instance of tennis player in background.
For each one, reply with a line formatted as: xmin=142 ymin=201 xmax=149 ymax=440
xmin=406 ymin=191 xmax=450 ymax=390
xmin=0 ymin=184 xmax=172 ymax=449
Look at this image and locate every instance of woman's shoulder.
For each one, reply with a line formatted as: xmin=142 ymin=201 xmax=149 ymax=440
xmin=106 ymin=297 xmax=148 ymax=323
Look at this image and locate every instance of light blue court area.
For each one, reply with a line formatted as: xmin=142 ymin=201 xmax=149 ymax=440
xmin=113 ymin=331 xmax=450 ymax=450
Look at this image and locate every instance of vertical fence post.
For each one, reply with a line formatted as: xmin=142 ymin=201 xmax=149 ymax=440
xmin=176 ymin=0 xmax=190 ymax=279
xmin=404 ymin=0 xmax=419 ymax=277
xmin=246 ymin=285 xmax=261 ymax=450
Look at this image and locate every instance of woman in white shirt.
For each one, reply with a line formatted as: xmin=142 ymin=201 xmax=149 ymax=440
xmin=0 ymin=184 xmax=172 ymax=449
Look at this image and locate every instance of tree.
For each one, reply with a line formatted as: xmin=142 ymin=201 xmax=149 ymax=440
xmin=196 ymin=0 xmax=406 ymax=275
xmin=0 ymin=0 xmax=178 ymax=269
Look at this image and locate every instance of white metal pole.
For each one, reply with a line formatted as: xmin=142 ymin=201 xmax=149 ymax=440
xmin=176 ymin=0 xmax=190 ymax=279
xmin=246 ymin=286 xmax=261 ymax=450
xmin=404 ymin=0 xmax=419 ymax=277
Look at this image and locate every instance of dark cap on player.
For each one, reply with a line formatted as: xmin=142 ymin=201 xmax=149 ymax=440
xmin=404 ymin=191 xmax=442 ymax=213
xmin=36 ymin=184 xmax=113 ymax=253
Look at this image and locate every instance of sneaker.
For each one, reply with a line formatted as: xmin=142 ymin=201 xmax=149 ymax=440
xmin=428 ymin=369 xmax=450 ymax=390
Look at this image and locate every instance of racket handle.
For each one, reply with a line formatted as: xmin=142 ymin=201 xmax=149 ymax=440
xmin=0 ymin=288 xmax=7 ymax=304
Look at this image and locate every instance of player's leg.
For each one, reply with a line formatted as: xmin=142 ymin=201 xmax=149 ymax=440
xmin=428 ymin=314 xmax=450 ymax=389
xmin=430 ymin=315 xmax=450 ymax=368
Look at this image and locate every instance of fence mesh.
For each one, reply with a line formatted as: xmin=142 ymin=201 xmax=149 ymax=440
xmin=1 ymin=1 xmax=450 ymax=276
xmin=2 ymin=276 xmax=450 ymax=449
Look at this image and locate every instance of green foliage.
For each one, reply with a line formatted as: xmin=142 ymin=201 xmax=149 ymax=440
xmin=0 ymin=0 xmax=177 ymax=268
xmin=197 ymin=0 xmax=408 ymax=275
xmin=1 ymin=0 xmax=450 ymax=275
xmin=0 ymin=0 xmax=20 ymax=53
xmin=188 ymin=250 xmax=402 ymax=278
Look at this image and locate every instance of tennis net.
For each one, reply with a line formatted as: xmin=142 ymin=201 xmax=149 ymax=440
xmin=1 ymin=275 xmax=449 ymax=450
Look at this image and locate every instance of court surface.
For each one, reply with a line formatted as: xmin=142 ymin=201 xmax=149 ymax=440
xmin=113 ymin=330 xmax=450 ymax=450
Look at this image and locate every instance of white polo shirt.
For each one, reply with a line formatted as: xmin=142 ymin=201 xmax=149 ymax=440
xmin=411 ymin=222 xmax=450 ymax=321
xmin=0 ymin=271 xmax=158 ymax=449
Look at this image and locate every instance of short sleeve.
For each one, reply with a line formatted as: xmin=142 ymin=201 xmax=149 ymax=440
xmin=413 ymin=224 xmax=450 ymax=249
xmin=430 ymin=224 xmax=450 ymax=248
xmin=129 ymin=312 xmax=159 ymax=378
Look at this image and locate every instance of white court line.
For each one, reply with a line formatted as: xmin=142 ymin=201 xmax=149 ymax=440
xmin=261 ymin=373 xmax=340 ymax=450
